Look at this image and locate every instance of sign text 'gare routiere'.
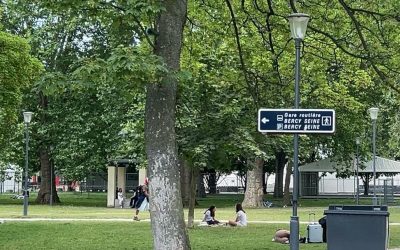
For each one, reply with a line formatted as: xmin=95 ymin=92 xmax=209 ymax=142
xmin=258 ymin=109 xmax=335 ymax=134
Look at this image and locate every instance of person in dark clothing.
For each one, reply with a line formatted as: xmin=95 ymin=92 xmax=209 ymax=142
xmin=133 ymin=184 xmax=148 ymax=221
xmin=319 ymin=216 xmax=327 ymax=242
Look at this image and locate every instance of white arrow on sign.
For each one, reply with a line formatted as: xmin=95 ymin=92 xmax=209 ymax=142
xmin=261 ymin=117 xmax=270 ymax=124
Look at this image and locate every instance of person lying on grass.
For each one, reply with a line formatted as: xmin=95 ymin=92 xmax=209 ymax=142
xmin=273 ymin=229 xmax=290 ymax=244
xmin=272 ymin=229 xmax=306 ymax=244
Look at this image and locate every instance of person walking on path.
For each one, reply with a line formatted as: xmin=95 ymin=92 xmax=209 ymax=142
xmin=117 ymin=188 xmax=125 ymax=208
xmin=133 ymin=179 xmax=149 ymax=221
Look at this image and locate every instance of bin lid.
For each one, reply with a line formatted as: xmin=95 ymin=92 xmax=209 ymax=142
xmin=328 ymin=204 xmax=388 ymax=211
xmin=324 ymin=210 xmax=389 ymax=216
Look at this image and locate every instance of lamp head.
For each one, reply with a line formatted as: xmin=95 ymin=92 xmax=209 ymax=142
xmin=23 ymin=112 xmax=33 ymax=124
xmin=356 ymin=137 xmax=361 ymax=145
xmin=288 ymin=13 xmax=310 ymax=40
xmin=368 ymin=107 xmax=379 ymax=120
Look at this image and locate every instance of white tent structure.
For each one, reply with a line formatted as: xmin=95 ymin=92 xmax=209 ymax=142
xmin=298 ymin=157 xmax=400 ymax=196
xmin=0 ymin=168 xmax=21 ymax=193
xmin=299 ymin=157 xmax=400 ymax=173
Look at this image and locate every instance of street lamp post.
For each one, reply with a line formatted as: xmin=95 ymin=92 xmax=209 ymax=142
xmin=355 ymin=137 xmax=360 ymax=205
xmin=288 ymin=13 xmax=310 ymax=250
xmin=23 ymin=111 xmax=33 ymax=216
xmin=368 ymin=107 xmax=379 ymax=205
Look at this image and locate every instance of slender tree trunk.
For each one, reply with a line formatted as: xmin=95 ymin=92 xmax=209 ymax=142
xmin=180 ymin=157 xmax=191 ymax=208
xmin=145 ymin=1 xmax=190 ymax=249
xmin=283 ymin=160 xmax=292 ymax=206
xmin=262 ymin=171 xmax=267 ymax=194
xmin=196 ymin=173 xmax=206 ymax=198
xmin=242 ymin=158 xmax=264 ymax=208
xmin=187 ymin=167 xmax=197 ymax=228
xmin=362 ymin=174 xmax=370 ymax=196
xmin=273 ymin=150 xmax=286 ymax=198
xmin=208 ymin=170 xmax=217 ymax=194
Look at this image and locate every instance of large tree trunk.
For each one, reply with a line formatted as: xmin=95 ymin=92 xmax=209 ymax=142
xmin=35 ymin=148 xmax=60 ymax=204
xmin=145 ymin=1 xmax=190 ymax=249
xmin=242 ymin=158 xmax=264 ymax=208
xmin=283 ymin=160 xmax=292 ymax=206
xmin=273 ymin=150 xmax=286 ymax=198
xmin=180 ymin=157 xmax=191 ymax=208
xmin=35 ymin=93 xmax=60 ymax=204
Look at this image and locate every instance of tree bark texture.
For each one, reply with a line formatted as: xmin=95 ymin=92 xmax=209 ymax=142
xmin=242 ymin=158 xmax=264 ymax=208
xmin=362 ymin=173 xmax=370 ymax=196
xmin=196 ymin=173 xmax=206 ymax=198
xmin=35 ymin=148 xmax=60 ymax=204
xmin=187 ymin=167 xmax=197 ymax=228
xmin=36 ymin=92 xmax=60 ymax=204
xmin=145 ymin=1 xmax=190 ymax=249
xmin=207 ymin=170 xmax=217 ymax=194
xmin=262 ymin=171 xmax=267 ymax=194
xmin=273 ymin=150 xmax=286 ymax=198
xmin=180 ymin=157 xmax=191 ymax=208
xmin=283 ymin=160 xmax=292 ymax=206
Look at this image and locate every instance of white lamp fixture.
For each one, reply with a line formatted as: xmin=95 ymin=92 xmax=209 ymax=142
xmin=23 ymin=112 xmax=33 ymax=123
xmin=288 ymin=13 xmax=310 ymax=40
xmin=356 ymin=137 xmax=361 ymax=145
xmin=368 ymin=108 xmax=379 ymax=120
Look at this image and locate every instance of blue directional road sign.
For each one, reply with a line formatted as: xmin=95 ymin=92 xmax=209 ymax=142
xmin=258 ymin=109 xmax=335 ymax=134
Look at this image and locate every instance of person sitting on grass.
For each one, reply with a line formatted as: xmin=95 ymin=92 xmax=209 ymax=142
xmin=203 ymin=205 xmax=220 ymax=225
xmin=227 ymin=203 xmax=247 ymax=227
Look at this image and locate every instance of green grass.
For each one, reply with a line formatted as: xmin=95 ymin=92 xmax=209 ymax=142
xmin=1 ymin=222 xmax=399 ymax=250
xmin=1 ymin=192 xmax=399 ymax=249
xmin=2 ymin=192 xmax=400 ymax=222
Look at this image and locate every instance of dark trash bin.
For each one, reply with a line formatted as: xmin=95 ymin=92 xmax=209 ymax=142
xmin=324 ymin=205 xmax=389 ymax=250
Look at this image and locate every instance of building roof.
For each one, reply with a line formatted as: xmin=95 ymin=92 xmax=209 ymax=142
xmin=299 ymin=156 xmax=400 ymax=173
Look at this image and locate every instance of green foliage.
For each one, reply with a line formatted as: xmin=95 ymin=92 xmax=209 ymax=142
xmin=1 ymin=0 xmax=400 ymax=183
xmin=0 ymin=1 xmax=165 ymax=180
xmin=179 ymin=0 xmax=400 ymax=177
xmin=0 ymin=31 xmax=42 ymax=163
xmin=43 ymin=47 xmax=166 ymax=180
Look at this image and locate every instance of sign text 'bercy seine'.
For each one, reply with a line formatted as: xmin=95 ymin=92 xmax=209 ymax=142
xmin=258 ymin=109 xmax=335 ymax=134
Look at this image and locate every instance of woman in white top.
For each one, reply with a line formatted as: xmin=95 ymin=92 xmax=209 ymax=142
xmin=117 ymin=188 xmax=124 ymax=208
xmin=203 ymin=205 xmax=220 ymax=225
xmin=228 ymin=203 xmax=247 ymax=226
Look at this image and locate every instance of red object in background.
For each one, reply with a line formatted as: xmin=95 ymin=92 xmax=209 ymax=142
xmin=55 ymin=176 xmax=60 ymax=186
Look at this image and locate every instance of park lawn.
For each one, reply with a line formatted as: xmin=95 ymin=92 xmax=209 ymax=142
xmin=0 ymin=221 xmax=399 ymax=250
xmin=4 ymin=205 xmax=400 ymax=224
xmin=1 ymin=193 xmax=400 ymax=223
xmin=1 ymin=193 xmax=400 ymax=249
